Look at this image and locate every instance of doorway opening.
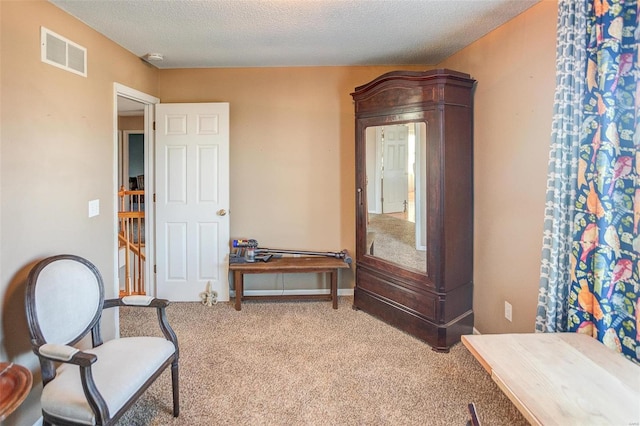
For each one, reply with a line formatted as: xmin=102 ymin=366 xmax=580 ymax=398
xmin=114 ymin=84 xmax=159 ymax=298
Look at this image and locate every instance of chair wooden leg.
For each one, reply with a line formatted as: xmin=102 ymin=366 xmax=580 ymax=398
xmin=171 ymin=361 xmax=180 ymax=417
xmin=467 ymin=402 xmax=481 ymax=426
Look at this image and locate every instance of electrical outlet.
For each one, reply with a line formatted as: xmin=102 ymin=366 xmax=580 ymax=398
xmin=88 ymin=199 xmax=100 ymax=217
xmin=504 ymin=301 xmax=512 ymax=322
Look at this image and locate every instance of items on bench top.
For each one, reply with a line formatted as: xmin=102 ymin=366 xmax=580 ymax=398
xmin=230 ymin=238 xmax=352 ymax=265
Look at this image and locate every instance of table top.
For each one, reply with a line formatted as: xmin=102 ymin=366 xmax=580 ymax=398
xmin=0 ymin=362 xmax=33 ymax=421
xmin=229 ymin=256 xmax=350 ymax=271
xmin=462 ymin=333 xmax=640 ymax=426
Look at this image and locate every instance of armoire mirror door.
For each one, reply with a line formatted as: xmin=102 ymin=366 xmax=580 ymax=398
xmin=352 ymin=69 xmax=476 ymax=352
xmin=364 ymin=122 xmax=427 ymax=273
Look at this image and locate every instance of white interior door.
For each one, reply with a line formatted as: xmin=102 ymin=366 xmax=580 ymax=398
xmin=366 ymin=127 xmax=382 ymax=214
xmin=155 ymin=103 xmax=230 ymax=301
xmin=382 ymin=125 xmax=409 ymax=213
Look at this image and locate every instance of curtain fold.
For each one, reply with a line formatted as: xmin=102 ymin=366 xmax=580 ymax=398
xmin=536 ymin=0 xmax=587 ymax=333
xmin=537 ymin=0 xmax=639 ymax=364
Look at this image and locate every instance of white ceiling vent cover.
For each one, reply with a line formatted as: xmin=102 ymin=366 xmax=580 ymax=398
xmin=41 ymin=27 xmax=87 ymax=77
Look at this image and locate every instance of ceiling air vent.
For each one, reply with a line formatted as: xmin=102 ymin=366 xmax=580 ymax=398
xmin=41 ymin=27 xmax=87 ymax=77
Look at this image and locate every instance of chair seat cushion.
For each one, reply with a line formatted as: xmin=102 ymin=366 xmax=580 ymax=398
xmin=41 ymin=336 xmax=175 ymax=425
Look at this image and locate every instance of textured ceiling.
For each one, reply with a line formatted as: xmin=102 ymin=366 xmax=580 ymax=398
xmin=50 ymin=0 xmax=540 ymax=69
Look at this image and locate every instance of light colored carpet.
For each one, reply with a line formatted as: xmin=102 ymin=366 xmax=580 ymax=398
xmin=368 ymin=214 xmax=425 ymax=272
xmin=118 ymin=297 xmax=527 ymax=425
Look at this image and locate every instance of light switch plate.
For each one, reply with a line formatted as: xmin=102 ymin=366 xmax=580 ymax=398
xmin=88 ymin=199 xmax=100 ymax=217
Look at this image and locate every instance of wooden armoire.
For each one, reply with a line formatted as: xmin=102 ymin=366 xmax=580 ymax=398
xmin=351 ymin=69 xmax=475 ymax=351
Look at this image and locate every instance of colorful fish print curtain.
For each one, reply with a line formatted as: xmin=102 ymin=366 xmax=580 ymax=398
xmin=538 ymin=0 xmax=639 ymax=364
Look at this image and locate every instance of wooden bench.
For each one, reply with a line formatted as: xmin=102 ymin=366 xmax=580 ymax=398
xmin=229 ymin=256 xmax=350 ymax=311
xmin=462 ymin=333 xmax=640 ymax=425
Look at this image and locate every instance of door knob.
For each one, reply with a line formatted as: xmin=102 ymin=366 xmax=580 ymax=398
xmin=217 ymin=209 xmax=227 ymax=216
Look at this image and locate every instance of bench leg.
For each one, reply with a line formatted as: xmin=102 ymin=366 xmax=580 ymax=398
xmin=234 ymin=272 xmax=243 ymax=311
xmin=331 ymin=270 xmax=338 ymax=309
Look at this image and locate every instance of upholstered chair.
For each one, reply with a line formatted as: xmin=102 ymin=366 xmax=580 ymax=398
xmin=25 ymin=254 xmax=179 ymax=425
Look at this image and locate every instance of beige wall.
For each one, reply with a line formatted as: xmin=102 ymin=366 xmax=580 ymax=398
xmin=118 ymin=115 xmax=144 ymax=131
xmin=438 ymin=0 xmax=557 ymax=333
xmin=1 ymin=0 xmax=557 ymax=423
xmin=0 ymin=2 xmax=158 ymax=424
xmin=157 ymin=66 xmax=425 ymax=291
xmin=157 ymin=1 xmax=557 ymax=320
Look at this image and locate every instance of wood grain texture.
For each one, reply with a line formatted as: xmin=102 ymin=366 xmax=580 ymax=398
xmin=352 ymin=69 xmax=475 ymax=351
xmin=229 ymin=256 xmax=349 ymax=272
xmin=0 ymin=362 xmax=32 ymax=421
xmin=230 ymin=256 xmax=349 ymax=310
xmin=462 ymin=333 xmax=640 ymax=426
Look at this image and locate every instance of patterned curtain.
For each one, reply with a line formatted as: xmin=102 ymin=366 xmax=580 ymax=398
xmin=536 ymin=0 xmax=587 ymax=333
xmin=538 ymin=0 xmax=639 ymax=364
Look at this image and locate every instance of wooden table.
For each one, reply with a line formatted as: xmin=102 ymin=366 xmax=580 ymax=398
xmin=229 ymin=256 xmax=350 ymax=311
xmin=462 ymin=333 xmax=640 ymax=425
xmin=229 ymin=256 xmax=349 ymax=311
xmin=0 ymin=362 xmax=33 ymax=421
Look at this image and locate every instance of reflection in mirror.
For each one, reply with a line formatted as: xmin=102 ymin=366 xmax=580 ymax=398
xmin=365 ymin=122 xmax=427 ymax=272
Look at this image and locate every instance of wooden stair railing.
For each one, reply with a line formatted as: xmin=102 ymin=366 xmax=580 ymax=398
xmin=118 ymin=186 xmax=145 ymax=296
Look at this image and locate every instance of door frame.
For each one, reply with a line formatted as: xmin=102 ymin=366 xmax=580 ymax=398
xmin=113 ymin=83 xmax=159 ymax=298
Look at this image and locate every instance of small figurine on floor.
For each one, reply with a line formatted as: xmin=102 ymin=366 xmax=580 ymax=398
xmin=199 ymin=281 xmax=217 ymax=306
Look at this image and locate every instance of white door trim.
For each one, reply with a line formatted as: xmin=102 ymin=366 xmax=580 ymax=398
xmin=113 ymin=83 xmax=159 ymax=301
xmin=414 ymin=123 xmax=426 ymax=251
